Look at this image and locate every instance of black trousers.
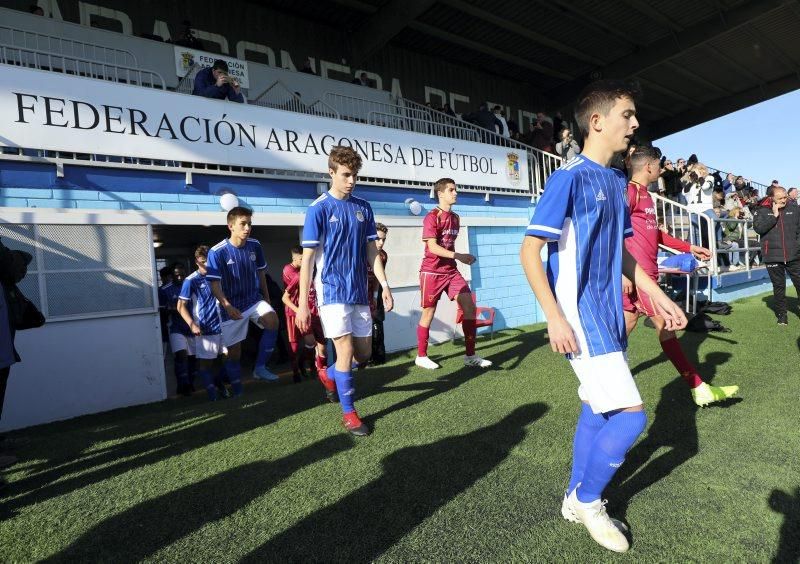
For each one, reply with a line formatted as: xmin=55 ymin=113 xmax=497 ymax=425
xmin=0 ymin=366 xmax=9 ymax=420
xmin=766 ymin=259 xmax=800 ymax=317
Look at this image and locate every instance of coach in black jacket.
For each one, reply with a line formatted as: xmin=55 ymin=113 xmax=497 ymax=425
xmin=753 ymin=187 xmax=800 ymax=324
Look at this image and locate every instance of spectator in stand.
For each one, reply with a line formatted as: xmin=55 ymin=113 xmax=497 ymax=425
xmin=660 ymin=158 xmax=683 ymax=203
xmin=464 ymin=103 xmax=502 ymax=136
xmin=720 ymin=206 xmax=752 ymax=270
xmin=29 ymin=4 xmax=44 ymax=15
xmin=685 ymin=163 xmax=715 ymax=207
xmin=551 ymin=111 xmax=564 ymax=144
xmin=536 ymin=112 xmax=554 ymax=152
xmin=555 ymin=128 xmax=580 ymax=161
xmin=441 ymin=103 xmax=456 ymax=118
xmin=788 ymin=187 xmax=798 ymax=201
xmin=352 ymin=72 xmax=373 ymax=88
xmin=493 ymin=106 xmax=510 ymax=138
xmin=753 ymin=186 xmax=800 ymax=325
xmin=192 ymin=60 xmax=244 ymax=103
xmin=300 ymin=58 xmax=316 ymax=75
xmin=507 ymin=116 xmax=519 ymax=137
xmin=528 ymin=117 xmax=554 ymax=153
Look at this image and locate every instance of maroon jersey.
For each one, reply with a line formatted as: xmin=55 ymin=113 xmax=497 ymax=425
xmin=420 ymin=207 xmax=459 ymax=274
xmin=625 ymin=181 xmax=691 ymax=278
xmin=282 ymin=263 xmax=318 ymax=317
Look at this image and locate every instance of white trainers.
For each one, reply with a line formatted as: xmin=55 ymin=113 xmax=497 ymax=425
xmin=567 ymin=489 xmax=630 ymax=552
xmin=414 ymin=356 xmax=440 ymax=370
xmin=464 ymin=355 xmax=492 ymax=368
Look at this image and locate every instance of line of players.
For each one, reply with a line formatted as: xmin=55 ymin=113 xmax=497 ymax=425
xmin=157 ymin=146 xmax=493 ymax=436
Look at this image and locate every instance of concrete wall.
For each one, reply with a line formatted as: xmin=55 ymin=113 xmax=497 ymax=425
xmin=1 ymin=313 xmax=166 ymax=431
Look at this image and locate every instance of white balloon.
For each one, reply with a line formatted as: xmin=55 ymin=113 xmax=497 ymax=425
xmin=409 ymin=200 xmax=422 ymax=216
xmin=220 ymin=193 xmax=239 ymax=211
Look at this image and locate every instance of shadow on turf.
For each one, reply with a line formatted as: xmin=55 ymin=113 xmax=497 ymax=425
xmin=41 ymin=434 xmax=355 ymax=562
xmin=762 ymin=295 xmax=800 ymax=324
xmin=0 ymin=360 xmax=417 ymax=517
xmin=242 ymin=402 xmax=549 ymax=562
xmin=424 ymin=328 xmax=548 ymax=371
xmin=768 ymin=487 xmax=800 ymax=564
xmin=609 ymin=351 xmax=738 ymax=525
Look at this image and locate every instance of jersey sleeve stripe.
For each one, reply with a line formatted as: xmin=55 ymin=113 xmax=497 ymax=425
xmin=527 ymin=224 xmax=562 ymax=235
xmin=205 ymin=274 xmax=222 ymax=279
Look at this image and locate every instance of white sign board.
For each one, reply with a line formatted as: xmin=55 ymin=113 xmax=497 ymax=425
xmin=174 ymin=46 xmax=250 ymax=88
xmin=1 ymin=67 xmax=529 ymax=190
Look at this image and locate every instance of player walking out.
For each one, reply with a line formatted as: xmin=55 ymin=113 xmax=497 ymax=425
xmin=282 ymin=246 xmax=329 ymax=391
xmin=297 ymin=146 xmax=393 ymax=436
xmin=415 ymin=178 xmax=491 ymax=369
xmin=162 ymin=263 xmax=196 ymax=396
xmin=367 ymin=223 xmax=389 ymax=365
xmin=520 ymin=80 xmax=687 ymax=552
xmin=624 ymin=146 xmax=739 ymax=406
xmin=207 ymin=207 xmax=280 ymax=395
xmin=177 ymin=246 xmax=228 ymax=400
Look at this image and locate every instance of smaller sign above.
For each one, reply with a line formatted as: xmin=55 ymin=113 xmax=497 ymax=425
xmin=174 ymin=47 xmax=250 ymax=89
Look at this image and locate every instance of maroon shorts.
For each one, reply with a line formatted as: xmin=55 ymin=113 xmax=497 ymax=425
xmin=622 ymin=288 xmax=658 ymax=318
xmin=419 ymin=270 xmax=470 ymax=309
xmin=286 ymin=314 xmax=325 ymax=344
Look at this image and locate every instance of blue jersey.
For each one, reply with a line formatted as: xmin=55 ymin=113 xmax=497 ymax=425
xmin=301 ymin=191 xmax=378 ymax=306
xmin=525 ymin=156 xmax=633 ymax=357
xmin=161 ymin=282 xmax=191 ymax=335
xmin=206 ymin=238 xmax=267 ymax=320
xmin=179 ymin=271 xmax=222 ymax=335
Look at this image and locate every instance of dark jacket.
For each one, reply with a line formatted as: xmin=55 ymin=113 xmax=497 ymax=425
xmin=192 ymin=67 xmax=244 ymax=103
xmin=464 ymin=108 xmax=502 ymax=133
xmin=753 ymin=198 xmax=800 ymax=263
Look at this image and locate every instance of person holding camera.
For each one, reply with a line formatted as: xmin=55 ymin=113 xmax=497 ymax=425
xmin=753 ymin=186 xmax=800 ymax=325
xmin=555 ymin=128 xmax=581 ymax=161
xmin=192 ymin=59 xmax=244 ymax=103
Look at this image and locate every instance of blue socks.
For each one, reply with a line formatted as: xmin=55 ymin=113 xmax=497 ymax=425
xmin=576 ymin=410 xmax=647 ymax=503
xmin=224 ymin=360 xmax=243 ymax=396
xmin=568 ymin=403 xmax=609 ymax=494
xmin=198 ymin=368 xmax=217 ymax=401
xmin=256 ymin=329 xmax=278 ymax=368
xmin=330 ymin=366 xmax=355 ymax=414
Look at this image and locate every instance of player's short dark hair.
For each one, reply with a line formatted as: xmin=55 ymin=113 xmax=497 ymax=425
xmin=226 ymin=206 xmax=252 ymax=225
xmin=171 ymin=261 xmax=186 ymax=271
xmin=629 ymin=146 xmax=662 ymax=172
xmin=375 ymin=222 xmax=388 ymax=234
xmin=194 ymin=245 xmax=209 ymax=260
xmin=574 ymin=79 xmax=641 ymax=141
xmin=159 ymin=266 xmax=171 ymax=278
xmin=434 ymin=177 xmax=455 ymax=193
xmin=328 ymin=146 xmax=363 ymax=173
xmin=290 ymin=245 xmax=303 ymax=255
xmin=211 ymin=59 xmax=229 ymax=73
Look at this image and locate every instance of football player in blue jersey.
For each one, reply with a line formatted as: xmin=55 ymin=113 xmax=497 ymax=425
xmin=297 ymin=146 xmax=393 ymax=436
xmin=207 ymin=207 xmax=280 ymax=395
xmin=520 ymin=80 xmax=687 ymax=552
xmin=178 ymin=245 xmax=229 ymax=401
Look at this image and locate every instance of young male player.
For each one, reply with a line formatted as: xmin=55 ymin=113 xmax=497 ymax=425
xmin=367 ymin=223 xmax=389 ymax=365
xmin=178 ymin=245 xmax=231 ymax=400
xmin=415 ymin=178 xmax=491 ymax=369
xmin=297 ymin=146 xmax=393 ymax=436
xmin=520 ymin=80 xmax=687 ymax=553
xmin=162 ymin=263 xmax=196 ymax=396
xmin=624 ymin=146 xmax=739 ymax=406
xmin=282 ymin=246 xmax=329 ymax=391
xmin=207 ymin=207 xmax=280 ymax=392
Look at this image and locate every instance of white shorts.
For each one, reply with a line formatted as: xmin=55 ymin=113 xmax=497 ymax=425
xmin=169 ymin=332 xmax=195 ymax=355
xmin=221 ymin=300 xmax=275 ymax=347
xmin=194 ymin=334 xmax=224 ymax=360
xmin=569 ymin=351 xmax=643 ymax=414
xmin=318 ymin=304 xmax=372 ymax=339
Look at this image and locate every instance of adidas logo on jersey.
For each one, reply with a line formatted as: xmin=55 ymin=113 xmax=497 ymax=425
xmin=329 ymin=214 xmax=339 ymax=223
xmin=596 ymin=189 xmax=607 ymax=201
xmin=226 ymin=258 xmax=235 ymax=265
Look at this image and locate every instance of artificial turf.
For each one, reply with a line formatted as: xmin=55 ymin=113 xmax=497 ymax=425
xmin=0 ymin=291 xmax=798 ymax=562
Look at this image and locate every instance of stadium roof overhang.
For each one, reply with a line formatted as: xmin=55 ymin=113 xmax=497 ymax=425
xmin=255 ymin=0 xmax=800 ymax=139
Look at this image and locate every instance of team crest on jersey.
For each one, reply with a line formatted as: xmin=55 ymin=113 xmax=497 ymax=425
xmin=249 ymin=252 xmax=256 ymax=261
xmin=355 ymin=210 xmax=364 ymax=222
xmin=506 ymin=152 xmax=521 ymax=186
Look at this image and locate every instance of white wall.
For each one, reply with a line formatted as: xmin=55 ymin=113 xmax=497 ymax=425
xmin=384 ymin=286 xmax=459 ymax=353
xmin=1 ymin=313 xmax=166 ymax=431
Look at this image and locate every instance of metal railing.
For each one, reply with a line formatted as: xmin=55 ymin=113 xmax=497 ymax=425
xmin=0 ymin=25 xmax=138 ymax=68
xmin=251 ymin=80 xmax=340 ymax=119
xmin=709 ymin=216 xmax=761 ymax=274
xmin=0 ymin=45 xmax=165 ymax=89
